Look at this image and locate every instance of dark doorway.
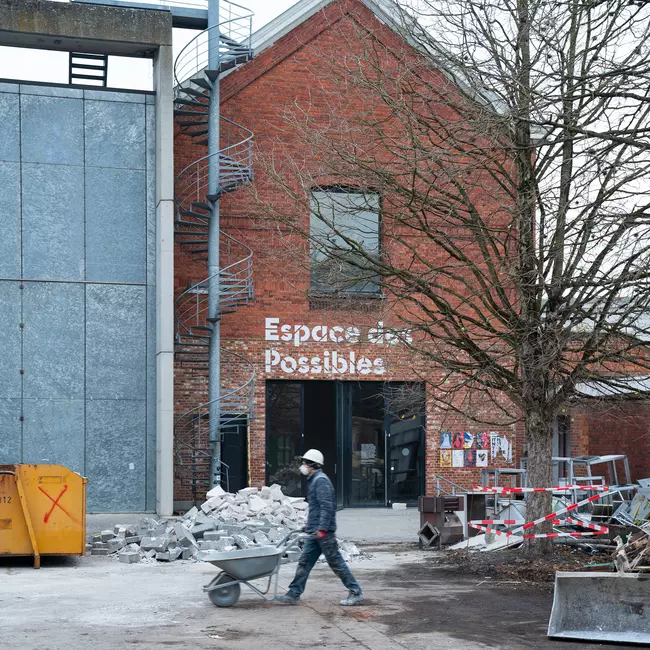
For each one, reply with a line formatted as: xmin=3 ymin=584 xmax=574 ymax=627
xmin=221 ymin=415 xmax=249 ymax=493
xmin=266 ymin=380 xmax=425 ymax=507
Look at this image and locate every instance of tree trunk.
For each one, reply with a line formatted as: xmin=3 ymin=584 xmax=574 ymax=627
xmin=524 ymin=409 xmax=554 ymax=555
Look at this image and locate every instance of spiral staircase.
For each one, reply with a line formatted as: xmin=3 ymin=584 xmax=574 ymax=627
xmin=173 ymin=1 xmax=255 ymax=501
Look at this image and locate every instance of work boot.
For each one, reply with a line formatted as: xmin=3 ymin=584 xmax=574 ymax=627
xmin=275 ymin=593 xmax=300 ymax=605
xmin=340 ymin=591 xmax=364 ymax=606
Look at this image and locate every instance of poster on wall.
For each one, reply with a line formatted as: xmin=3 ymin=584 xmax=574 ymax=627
xmin=477 ymin=431 xmax=489 ymax=450
xmin=463 ymin=432 xmax=475 ymax=449
xmin=490 ymin=432 xmax=513 ymax=462
xmin=440 ymin=431 xmax=452 ymax=449
xmin=452 ymin=449 xmax=464 ymax=467
xmin=440 ymin=450 xmax=452 ymax=467
xmin=465 ymin=449 xmax=476 ymax=466
xmin=476 ymin=450 xmax=489 ymax=467
xmin=452 ymin=432 xmax=464 ymax=449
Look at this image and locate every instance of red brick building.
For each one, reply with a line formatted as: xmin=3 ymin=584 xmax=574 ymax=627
xmin=173 ymin=0 xmax=649 ymax=507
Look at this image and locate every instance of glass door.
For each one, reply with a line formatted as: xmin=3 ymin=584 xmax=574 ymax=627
xmin=348 ymin=382 xmax=385 ymax=505
xmin=386 ymin=384 xmax=425 ymax=505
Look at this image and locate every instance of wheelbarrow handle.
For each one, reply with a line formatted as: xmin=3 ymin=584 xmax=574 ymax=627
xmin=275 ymin=529 xmax=308 ymax=551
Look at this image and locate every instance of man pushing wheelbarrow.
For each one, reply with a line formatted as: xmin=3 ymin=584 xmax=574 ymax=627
xmin=275 ymin=449 xmax=364 ymax=607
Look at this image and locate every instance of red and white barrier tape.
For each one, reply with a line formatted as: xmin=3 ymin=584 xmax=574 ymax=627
xmin=467 ymin=489 xmax=616 ymax=539
xmin=472 ymin=485 xmax=609 ymax=494
xmin=468 ymin=522 xmax=608 ymax=539
xmin=509 ymin=489 xmax=617 ymax=535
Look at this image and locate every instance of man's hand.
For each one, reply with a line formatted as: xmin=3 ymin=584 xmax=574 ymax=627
xmin=315 ymin=530 xmax=327 ymax=540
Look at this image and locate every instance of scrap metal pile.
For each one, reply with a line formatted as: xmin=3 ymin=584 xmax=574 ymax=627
xmin=86 ymin=484 xmax=364 ymax=565
xmin=452 ymin=479 xmax=650 ymax=553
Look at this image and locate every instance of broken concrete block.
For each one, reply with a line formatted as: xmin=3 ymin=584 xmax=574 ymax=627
xmin=181 ymin=547 xmax=195 ymax=561
xmin=249 ymin=495 xmax=267 ymax=514
xmin=119 ymin=551 xmax=141 ymax=564
xmin=268 ymin=528 xmax=289 ymax=543
xmin=199 ymin=540 xmax=218 ymax=550
xmin=140 ymin=536 xmax=170 ymax=553
xmin=125 ymin=536 xmax=141 ymax=545
xmin=254 ymin=531 xmax=269 ymax=546
xmin=93 ymin=542 xmax=108 ymax=550
xmin=292 ymin=501 xmax=308 ymax=511
xmin=91 ymin=533 xmax=102 ymax=543
xmin=215 ymin=537 xmax=235 ymax=552
xmin=174 ymin=522 xmax=198 ymax=549
xmin=260 ymin=486 xmax=271 ymax=499
xmin=206 ymin=485 xmax=226 ymax=499
xmin=156 ymin=547 xmax=182 ymax=562
xmin=238 ymin=487 xmax=259 ymax=497
xmin=183 ymin=506 xmax=199 ymax=522
xmin=100 ymin=530 xmax=115 ymax=543
xmin=91 ymin=548 xmax=110 ymax=556
xmin=233 ymin=534 xmax=252 ymax=550
xmin=191 ymin=522 xmax=217 ymax=539
xmin=143 ymin=549 xmax=156 ymax=559
xmin=106 ymin=538 xmax=126 ymax=554
xmin=203 ymin=530 xmax=223 ymax=542
xmin=270 ymin=484 xmax=284 ymax=501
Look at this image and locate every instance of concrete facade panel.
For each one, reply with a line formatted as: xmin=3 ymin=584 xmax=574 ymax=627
xmin=86 ymin=399 xmax=146 ymax=512
xmin=0 ymin=281 xmax=21 ymax=400
xmin=22 ymin=163 xmax=85 ymax=280
xmin=0 ymin=162 xmax=21 ymax=278
xmin=0 ymin=91 xmax=20 ymax=162
xmin=0 ymin=398 xmax=22 ymax=464
xmin=85 ymin=167 xmax=146 ymax=283
xmin=84 ymin=100 xmax=146 ymax=170
xmin=22 ymin=398 xmax=85 ymax=474
xmin=22 ymin=282 xmax=84 ymax=399
xmin=21 ymin=95 xmax=84 ymax=166
xmin=86 ymin=284 xmax=146 ymax=400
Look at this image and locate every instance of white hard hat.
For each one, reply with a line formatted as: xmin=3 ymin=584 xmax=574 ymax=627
xmin=302 ymin=449 xmax=324 ymax=466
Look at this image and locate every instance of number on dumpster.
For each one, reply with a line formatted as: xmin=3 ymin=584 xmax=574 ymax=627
xmin=0 ymin=496 xmax=11 ymax=504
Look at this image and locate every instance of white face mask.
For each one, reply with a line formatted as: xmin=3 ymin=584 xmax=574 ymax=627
xmin=299 ymin=464 xmax=310 ymax=476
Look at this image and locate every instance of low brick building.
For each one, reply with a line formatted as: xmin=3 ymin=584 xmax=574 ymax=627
xmin=173 ymin=0 xmax=648 ymax=508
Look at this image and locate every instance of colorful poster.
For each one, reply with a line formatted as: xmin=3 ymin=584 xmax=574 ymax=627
xmin=440 ymin=431 xmax=452 ymax=449
xmin=476 ymin=431 xmax=490 ymax=450
xmin=440 ymin=449 xmax=452 ymax=467
xmin=452 ymin=431 xmax=464 ymax=449
xmin=452 ymin=449 xmax=464 ymax=467
xmin=465 ymin=449 xmax=476 ymax=466
xmin=463 ymin=432 xmax=475 ymax=449
xmin=477 ymin=450 xmax=489 ymax=467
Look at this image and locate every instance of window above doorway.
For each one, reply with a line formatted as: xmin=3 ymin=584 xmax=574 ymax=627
xmin=309 ymin=188 xmax=381 ymax=297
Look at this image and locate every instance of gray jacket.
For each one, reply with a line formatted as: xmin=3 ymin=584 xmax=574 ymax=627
xmin=305 ymin=470 xmax=337 ymax=533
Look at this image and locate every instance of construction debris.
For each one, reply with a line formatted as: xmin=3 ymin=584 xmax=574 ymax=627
xmin=86 ymin=484 xmax=366 ymax=565
xmin=613 ymin=530 xmax=650 ymax=573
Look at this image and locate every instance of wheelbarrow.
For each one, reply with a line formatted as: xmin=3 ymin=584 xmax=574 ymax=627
xmin=200 ymin=530 xmax=304 ymax=607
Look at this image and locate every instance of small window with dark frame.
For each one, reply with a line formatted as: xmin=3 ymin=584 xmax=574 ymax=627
xmin=310 ymin=188 xmax=381 ymax=295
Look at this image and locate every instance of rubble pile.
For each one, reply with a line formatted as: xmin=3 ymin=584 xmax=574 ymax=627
xmin=87 ymin=484 xmax=365 ymax=565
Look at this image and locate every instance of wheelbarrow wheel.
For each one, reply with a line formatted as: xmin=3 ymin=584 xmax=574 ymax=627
xmin=207 ymin=573 xmax=241 ymax=607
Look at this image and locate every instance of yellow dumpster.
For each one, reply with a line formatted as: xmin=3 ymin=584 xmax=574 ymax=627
xmin=0 ymin=464 xmax=87 ymax=568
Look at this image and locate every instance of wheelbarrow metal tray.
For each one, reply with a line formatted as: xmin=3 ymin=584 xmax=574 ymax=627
xmin=200 ymin=546 xmax=283 ymax=581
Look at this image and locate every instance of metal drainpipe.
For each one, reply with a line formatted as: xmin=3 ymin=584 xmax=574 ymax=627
xmin=208 ymin=0 xmax=222 ymax=488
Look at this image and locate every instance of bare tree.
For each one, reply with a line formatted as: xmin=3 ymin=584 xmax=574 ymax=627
xmin=248 ymin=0 xmax=650 ymax=552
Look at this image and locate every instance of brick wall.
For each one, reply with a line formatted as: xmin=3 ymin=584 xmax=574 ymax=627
xmin=172 ymin=0 xmax=529 ymax=501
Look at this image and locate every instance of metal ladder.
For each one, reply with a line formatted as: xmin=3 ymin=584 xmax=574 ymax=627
xmin=173 ymin=1 xmax=255 ymax=502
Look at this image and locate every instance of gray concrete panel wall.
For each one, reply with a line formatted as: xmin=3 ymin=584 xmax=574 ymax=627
xmin=0 ymin=81 xmax=156 ymax=512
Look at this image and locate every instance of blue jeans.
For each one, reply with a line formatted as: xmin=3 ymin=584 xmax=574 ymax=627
xmin=287 ymin=534 xmax=362 ymax=598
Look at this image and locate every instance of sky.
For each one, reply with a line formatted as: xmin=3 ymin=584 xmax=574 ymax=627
xmin=0 ymin=0 xmax=300 ymax=90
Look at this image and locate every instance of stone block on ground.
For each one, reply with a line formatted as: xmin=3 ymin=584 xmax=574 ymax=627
xmin=140 ymin=536 xmax=170 ymax=553
xmin=100 ymin=530 xmax=114 ymax=543
xmin=125 ymin=536 xmax=141 ymax=545
xmin=254 ymin=531 xmax=269 ymax=546
xmin=119 ymin=551 xmax=140 ymax=564
xmin=174 ymin=522 xmax=198 ymax=548
xmin=203 ymin=530 xmax=223 ymax=542
xmin=156 ymin=547 xmax=182 ymax=562
xmin=206 ymin=485 xmax=226 ymax=499
xmin=238 ymin=487 xmax=259 ymax=497
xmin=91 ymin=548 xmax=110 ymax=556
xmin=106 ymin=538 xmax=126 ymax=553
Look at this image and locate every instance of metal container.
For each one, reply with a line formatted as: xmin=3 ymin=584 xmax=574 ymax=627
xmin=0 ymin=464 xmax=87 ymax=568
